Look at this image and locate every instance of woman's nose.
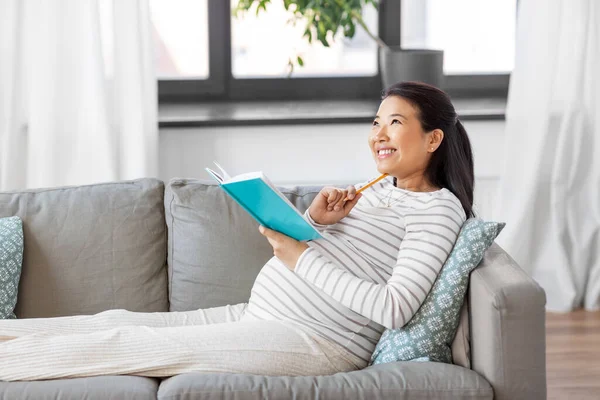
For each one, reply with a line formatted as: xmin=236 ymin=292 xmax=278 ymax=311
xmin=372 ymin=125 xmax=389 ymax=142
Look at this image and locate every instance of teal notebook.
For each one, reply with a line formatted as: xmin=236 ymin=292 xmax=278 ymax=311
xmin=205 ymin=162 xmax=322 ymax=242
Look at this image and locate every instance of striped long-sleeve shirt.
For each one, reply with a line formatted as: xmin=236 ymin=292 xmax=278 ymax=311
xmin=240 ymin=175 xmax=466 ymax=366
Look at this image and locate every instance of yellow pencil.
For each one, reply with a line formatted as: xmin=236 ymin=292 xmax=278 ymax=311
xmin=343 ymin=173 xmax=389 ymax=201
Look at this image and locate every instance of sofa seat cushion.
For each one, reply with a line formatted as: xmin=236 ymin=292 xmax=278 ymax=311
xmin=157 ymin=362 xmax=493 ymax=400
xmin=0 ymin=375 xmax=158 ymax=400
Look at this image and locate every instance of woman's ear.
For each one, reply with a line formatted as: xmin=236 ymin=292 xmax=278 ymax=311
xmin=428 ymin=129 xmax=444 ymax=151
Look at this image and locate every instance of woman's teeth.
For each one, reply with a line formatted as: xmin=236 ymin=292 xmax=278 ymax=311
xmin=378 ymin=149 xmax=396 ymax=155
xmin=377 ymin=149 xmax=396 ymax=159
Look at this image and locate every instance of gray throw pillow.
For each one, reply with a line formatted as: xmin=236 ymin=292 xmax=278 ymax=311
xmin=0 ymin=216 xmax=24 ymax=319
xmin=370 ymin=218 xmax=505 ymax=365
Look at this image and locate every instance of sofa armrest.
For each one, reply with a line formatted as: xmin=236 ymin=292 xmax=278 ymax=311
xmin=469 ymin=243 xmax=547 ymax=400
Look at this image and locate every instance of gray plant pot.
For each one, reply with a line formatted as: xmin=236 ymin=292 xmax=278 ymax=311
xmin=379 ymin=47 xmax=444 ymax=89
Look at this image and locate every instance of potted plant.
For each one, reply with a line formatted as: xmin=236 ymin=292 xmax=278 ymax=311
xmin=233 ymin=0 xmax=444 ymax=88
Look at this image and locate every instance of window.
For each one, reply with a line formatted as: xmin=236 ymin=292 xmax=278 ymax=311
xmin=401 ymin=0 xmax=516 ymax=74
xmin=157 ymin=0 xmax=513 ymax=102
xmin=150 ymin=0 xmax=209 ymax=78
xmin=231 ymin=0 xmax=378 ymax=78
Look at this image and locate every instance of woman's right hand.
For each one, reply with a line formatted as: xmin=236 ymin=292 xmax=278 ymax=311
xmin=307 ymin=186 xmax=362 ymax=226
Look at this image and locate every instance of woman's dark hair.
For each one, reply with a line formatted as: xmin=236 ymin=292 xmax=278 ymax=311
xmin=382 ymin=81 xmax=475 ymax=218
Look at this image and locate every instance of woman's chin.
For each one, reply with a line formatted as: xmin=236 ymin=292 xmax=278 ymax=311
xmin=375 ymin=160 xmax=393 ymax=174
xmin=375 ymin=165 xmax=391 ymax=175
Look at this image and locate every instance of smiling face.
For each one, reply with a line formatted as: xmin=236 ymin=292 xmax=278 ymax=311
xmin=370 ymin=96 xmax=443 ymax=190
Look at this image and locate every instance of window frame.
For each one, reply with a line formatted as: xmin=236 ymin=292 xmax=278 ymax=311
xmin=158 ymin=0 xmax=510 ymax=103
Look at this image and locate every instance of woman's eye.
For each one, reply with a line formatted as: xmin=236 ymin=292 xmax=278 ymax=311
xmin=372 ymin=120 xmax=379 ymax=126
xmin=391 ymin=119 xmax=400 ymax=125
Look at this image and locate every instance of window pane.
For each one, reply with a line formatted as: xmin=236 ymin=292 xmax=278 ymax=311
xmin=401 ymin=0 xmax=516 ymax=74
xmin=231 ymin=0 xmax=378 ymax=78
xmin=150 ymin=0 xmax=209 ymax=78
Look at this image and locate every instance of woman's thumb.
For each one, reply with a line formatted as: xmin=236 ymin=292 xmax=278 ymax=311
xmin=347 ymin=193 xmax=362 ymax=207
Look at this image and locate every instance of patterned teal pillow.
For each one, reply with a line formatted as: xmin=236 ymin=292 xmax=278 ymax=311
xmin=370 ymin=218 xmax=505 ymax=365
xmin=0 ymin=216 xmax=24 ymax=319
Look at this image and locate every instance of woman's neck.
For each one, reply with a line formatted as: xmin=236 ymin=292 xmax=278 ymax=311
xmin=393 ymin=176 xmax=439 ymax=192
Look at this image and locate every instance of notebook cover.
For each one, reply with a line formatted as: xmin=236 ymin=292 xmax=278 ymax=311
xmin=221 ymin=178 xmax=322 ymax=242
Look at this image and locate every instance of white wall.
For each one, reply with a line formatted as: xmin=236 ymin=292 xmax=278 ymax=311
xmin=159 ymin=120 xmax=505 ymax=218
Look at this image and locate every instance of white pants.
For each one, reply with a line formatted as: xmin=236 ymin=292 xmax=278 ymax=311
xmin=0 ymin=304 xmax=360 ymax=382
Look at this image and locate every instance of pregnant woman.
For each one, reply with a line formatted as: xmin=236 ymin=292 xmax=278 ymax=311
xmin=0 ymin=81 xmax=474 ymax=381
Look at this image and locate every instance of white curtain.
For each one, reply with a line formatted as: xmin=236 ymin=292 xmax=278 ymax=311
xmin=0 ymin=0 xmax=157 ymax=191
xmin=495 ymin=0 xmax=600 ymax=311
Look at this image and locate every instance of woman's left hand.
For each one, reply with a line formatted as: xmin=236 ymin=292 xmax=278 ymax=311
xmin=258 ymin=225 xmax=309 ymax=271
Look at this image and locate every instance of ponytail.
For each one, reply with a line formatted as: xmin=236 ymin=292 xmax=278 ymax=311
xmin=447 ymin=120 xmax=475 ymax=218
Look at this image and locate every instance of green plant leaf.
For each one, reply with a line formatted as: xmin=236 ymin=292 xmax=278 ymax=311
xmin=256 ymin=0 xmax=268 ymax=15
xmin=297 ymin=56 xmax=304 ymax=66
xmin=344 ymin=22 xmax=356 ymax=38
xmin=317 ymin=20 xmax=326 ymax=36
xmin=303 ymin=27 xmax=313 ymax=42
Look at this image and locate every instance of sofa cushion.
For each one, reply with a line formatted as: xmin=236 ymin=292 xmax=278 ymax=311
xmin=0 ymin=376 xmax=158 ymax=400
xmin=0 ymin=178 xmax=169 ymax=318
xmin=157 ymin=362 xmax=492 ymax=400
xmin=0 ymin=216 xmax=23 ymax=319
xmin=164 ymin=178 xmax=321 ymax=311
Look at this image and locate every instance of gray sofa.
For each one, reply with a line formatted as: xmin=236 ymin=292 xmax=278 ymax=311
xmin=0 ymin=178 xmax=547 ymax=400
